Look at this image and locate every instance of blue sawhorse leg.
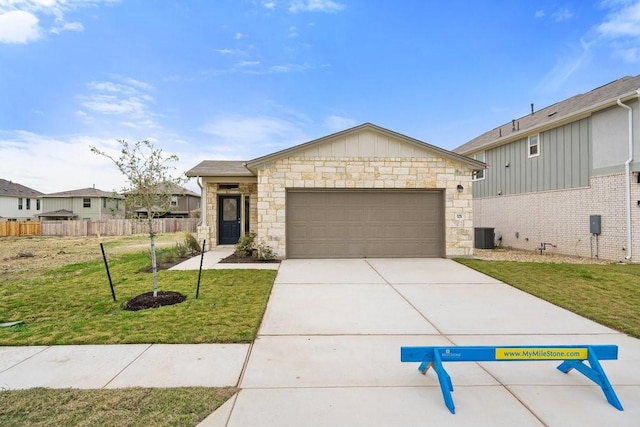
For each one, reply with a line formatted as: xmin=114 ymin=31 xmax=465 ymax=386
xmin=425 ymin=349 xmax=455 ymax=414
xmin=556 ymin=346 xmax=623 ymax=411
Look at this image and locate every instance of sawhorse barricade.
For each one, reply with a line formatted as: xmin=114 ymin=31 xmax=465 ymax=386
xmin=400 ymin=345 xmax=623 ymax=414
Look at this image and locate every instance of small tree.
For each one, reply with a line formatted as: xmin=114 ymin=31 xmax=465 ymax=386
xmin=91 ymin=140 xmax=185 ymax=297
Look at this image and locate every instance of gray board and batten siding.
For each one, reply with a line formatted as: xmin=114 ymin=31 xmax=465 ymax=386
xmin=472 ymin=118 xmax=591 ymax=198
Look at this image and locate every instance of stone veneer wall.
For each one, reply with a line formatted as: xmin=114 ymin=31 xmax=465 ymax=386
xmin=200 ymin=182 xmax=258 ymax=245
xmin=473 ymin=172 xmax=640 ymax=263
xmin=255 ymin=156 xmax=475 ymax=258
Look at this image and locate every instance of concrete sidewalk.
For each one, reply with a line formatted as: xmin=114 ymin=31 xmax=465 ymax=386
xmin=201 ymin=258 xmax=640 ymax=427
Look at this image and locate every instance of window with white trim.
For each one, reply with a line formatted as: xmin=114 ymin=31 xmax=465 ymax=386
xmin=83 ymin=198 xmax=91 ymax=208
xmin=528 ymin=134 xmax=540 ymax=157
xmin=472 ymin=152 xmax=485 ymax=181
xmin=170 ymin=196 xmax=178 ymax=207
xmin=18 ymin=198 xmax=23 ymax=210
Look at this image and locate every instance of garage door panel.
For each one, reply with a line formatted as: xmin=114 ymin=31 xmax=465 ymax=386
xmin=287 ymin=190 xmax=444 ymax=258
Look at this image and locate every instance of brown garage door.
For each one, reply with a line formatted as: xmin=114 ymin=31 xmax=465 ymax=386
xmin=286 ymin=189 xmax=444 ymax=258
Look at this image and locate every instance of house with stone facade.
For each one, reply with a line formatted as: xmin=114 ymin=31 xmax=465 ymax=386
xmin=454 ymin=75 xmax=640 ymax=263
xmin=186 ymin=123 xmax=484 ymax=259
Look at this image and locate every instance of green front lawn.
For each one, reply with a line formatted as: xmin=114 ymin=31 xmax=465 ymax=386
xmin=0 ymin=251 xmax=276 ymax=345
xmin=456 ymin=259 xmax=640 ymax=338
xmin=0 ymin=387 xmax=237 ymax=427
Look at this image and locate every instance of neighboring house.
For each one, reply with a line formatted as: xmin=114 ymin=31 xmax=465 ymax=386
xmin=124 ymin=183 xmax=201 ymax=218
xmin=0 ymin=179 xmax=43 ymax=221
xmin=187 ymin=123 xmax=484 ymax=259
xmin=455 ymin=75 xmax=640 ymax=263
xmin=39 ymin=187 xmax=125 ymax=221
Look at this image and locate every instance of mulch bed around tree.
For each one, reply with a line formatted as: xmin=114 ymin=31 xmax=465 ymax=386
xmin=219 ymin=253 xmax=281 ymax=264
xmin=124 ymin=291 xmax=187 ymax=311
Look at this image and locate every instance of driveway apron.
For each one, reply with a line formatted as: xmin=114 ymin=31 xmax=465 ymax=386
xmin=203 ymin=259 xmax=640 ymax=426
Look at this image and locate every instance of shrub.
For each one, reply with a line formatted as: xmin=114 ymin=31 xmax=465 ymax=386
xmin=184 ymin=233 xmax=202 ymax=254
xmin=253 ymin=241 xmax=276 ymax=261
xmin=235 ymin=232 xmax=257 ymax=257
xmin=173 ymin=242 xmax=189 ymax=258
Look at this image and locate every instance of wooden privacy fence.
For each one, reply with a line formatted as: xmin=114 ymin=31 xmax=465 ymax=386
xmin=39 ymin=218 xmax=198 ymax=237
xmin=0 ymin=221 xmax=41 ymax=237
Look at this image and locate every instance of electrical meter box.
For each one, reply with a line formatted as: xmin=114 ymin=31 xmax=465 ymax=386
xmin=590 ymin=215 xmax=601 ymax=235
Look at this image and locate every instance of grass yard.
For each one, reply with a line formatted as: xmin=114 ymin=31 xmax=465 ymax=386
xmin=456 ymin=259 xmax=640 ymax=338
xmin=0 ymin=250 xmax=276 ymax=345
xmin=0 ymin=387 xmax=237 ymax=427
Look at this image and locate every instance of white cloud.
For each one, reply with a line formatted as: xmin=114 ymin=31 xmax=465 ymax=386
xmin=50 ymin=21 xmax=84 ymax=34
xmin=214 ymin=48 xmax=235 ymax=55
xmin=596 ymin=0 xmax=640 ymax=62
xmin=0 ymin=0 xmax=117 ymax=44
xmin=77 ymin=77 xmax=161 ymax=129
xmin=0 ymin=131 xmax=128 ymax=194
xmin=288 ymin=0 xmax=345 ymax=13
xmin=551 ymin=8 xmax=573 ymax=22
xmin=201 ymin=115 xmax=309 ymax=154
xmin=538 ymin=38 xmax=593 ymax=93
xmin=533 ymin=7 xmax=573 ymax=23
xmin=597 ymin=1 xmax=640 ymax=37
xmin=0 ymin=10 xmax=41 ymax=43
xmin=324 ymin=115 xmax=355 ymax=131
xmin=235 ymin=32 xmax=248 ymax=39
xmin=236 ymin=60 xmax=260 ymax=67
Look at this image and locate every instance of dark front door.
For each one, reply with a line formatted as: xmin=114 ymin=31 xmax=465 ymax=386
xmin=218 ymin=196 xmax=241 ymax=244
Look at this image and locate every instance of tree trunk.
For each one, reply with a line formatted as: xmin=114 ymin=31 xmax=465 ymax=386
xmin=148 ymin=217 xmax=158 ymax=297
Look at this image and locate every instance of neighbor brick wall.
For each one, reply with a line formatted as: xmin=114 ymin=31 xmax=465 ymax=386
xmin=255 ymin=156 xmax=475 ymax=258
xmin=473 ymin=172 xmax=640 ymax=263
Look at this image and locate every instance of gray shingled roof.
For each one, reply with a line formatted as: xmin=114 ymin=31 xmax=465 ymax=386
xmin=37 ymin=209 xmax=76 ymax=218
xmin=43 ymin=187 xmax=123 ymax=198
xmin=454 ymin=75 xmax=640 ymax=155
xmin=0 ymin=179 xmax=44 ymax=197
xmin=186 ymin=161 xmax=254 ymax=177
xmin=122 ymin=182 xmax=200 ymax=197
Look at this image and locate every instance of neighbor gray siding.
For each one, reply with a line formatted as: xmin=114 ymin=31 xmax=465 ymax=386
xmin=473 ymin=118 xmax=591 ymax=198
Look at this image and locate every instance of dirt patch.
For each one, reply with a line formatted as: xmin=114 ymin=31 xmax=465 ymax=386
xmin=124 ymin=291 xmax=187 ymax=311
xmin=0 ymin=234 xmax=190 ymax=279
xmin=473 ymin=247 xmax=612 ymax=264
xmin=219 ymin=253 xmax=281 ymax=264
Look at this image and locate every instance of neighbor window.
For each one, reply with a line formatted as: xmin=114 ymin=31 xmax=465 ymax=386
xmin=170 ymin=196 xmax=178 ymax=207
xmin=472 ymin=152 xmax=485 ymax=181
xmin=36 ymin=199 xmax=40 ymax=210
xmin=528 ymin=134 xmax=540 ymax=157
xmin=18 ymin=198 xmax=23 ymax=210
xmin=83 ymin=198 xmax=91 ymax=208
xmin=103 ymin=198 xmax=107 ymax=208
xmin=26 ymin=198 xmax=31 ymax=210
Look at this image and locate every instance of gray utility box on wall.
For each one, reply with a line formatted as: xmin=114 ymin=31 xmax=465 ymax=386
xmin=474 ymin=227 xmax=495 ymax=249
xmin=590 ymin=215 xmax=602 ymax=235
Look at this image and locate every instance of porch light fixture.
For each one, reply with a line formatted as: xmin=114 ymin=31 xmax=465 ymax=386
xmin=456 ymin=184 xmax=464 ymax=193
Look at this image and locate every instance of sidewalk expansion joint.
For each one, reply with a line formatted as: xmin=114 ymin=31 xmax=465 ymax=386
xmin=102 ymin=343 xmax=153 ymax=389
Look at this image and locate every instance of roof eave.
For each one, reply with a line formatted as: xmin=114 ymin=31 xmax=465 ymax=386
xmin=458 ymin=87 xmax=640 ymax=155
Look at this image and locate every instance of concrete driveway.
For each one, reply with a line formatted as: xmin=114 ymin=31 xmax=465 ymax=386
xmin=204 ymin=258 xmax=640 ymax=427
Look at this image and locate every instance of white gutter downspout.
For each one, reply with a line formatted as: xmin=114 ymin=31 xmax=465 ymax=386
xmin=617 ymin=93 xmax=637 ymax=261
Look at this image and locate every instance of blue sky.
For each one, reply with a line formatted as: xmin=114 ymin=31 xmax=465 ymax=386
xmin=1 ymin=0 xmax=639 ymax=193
